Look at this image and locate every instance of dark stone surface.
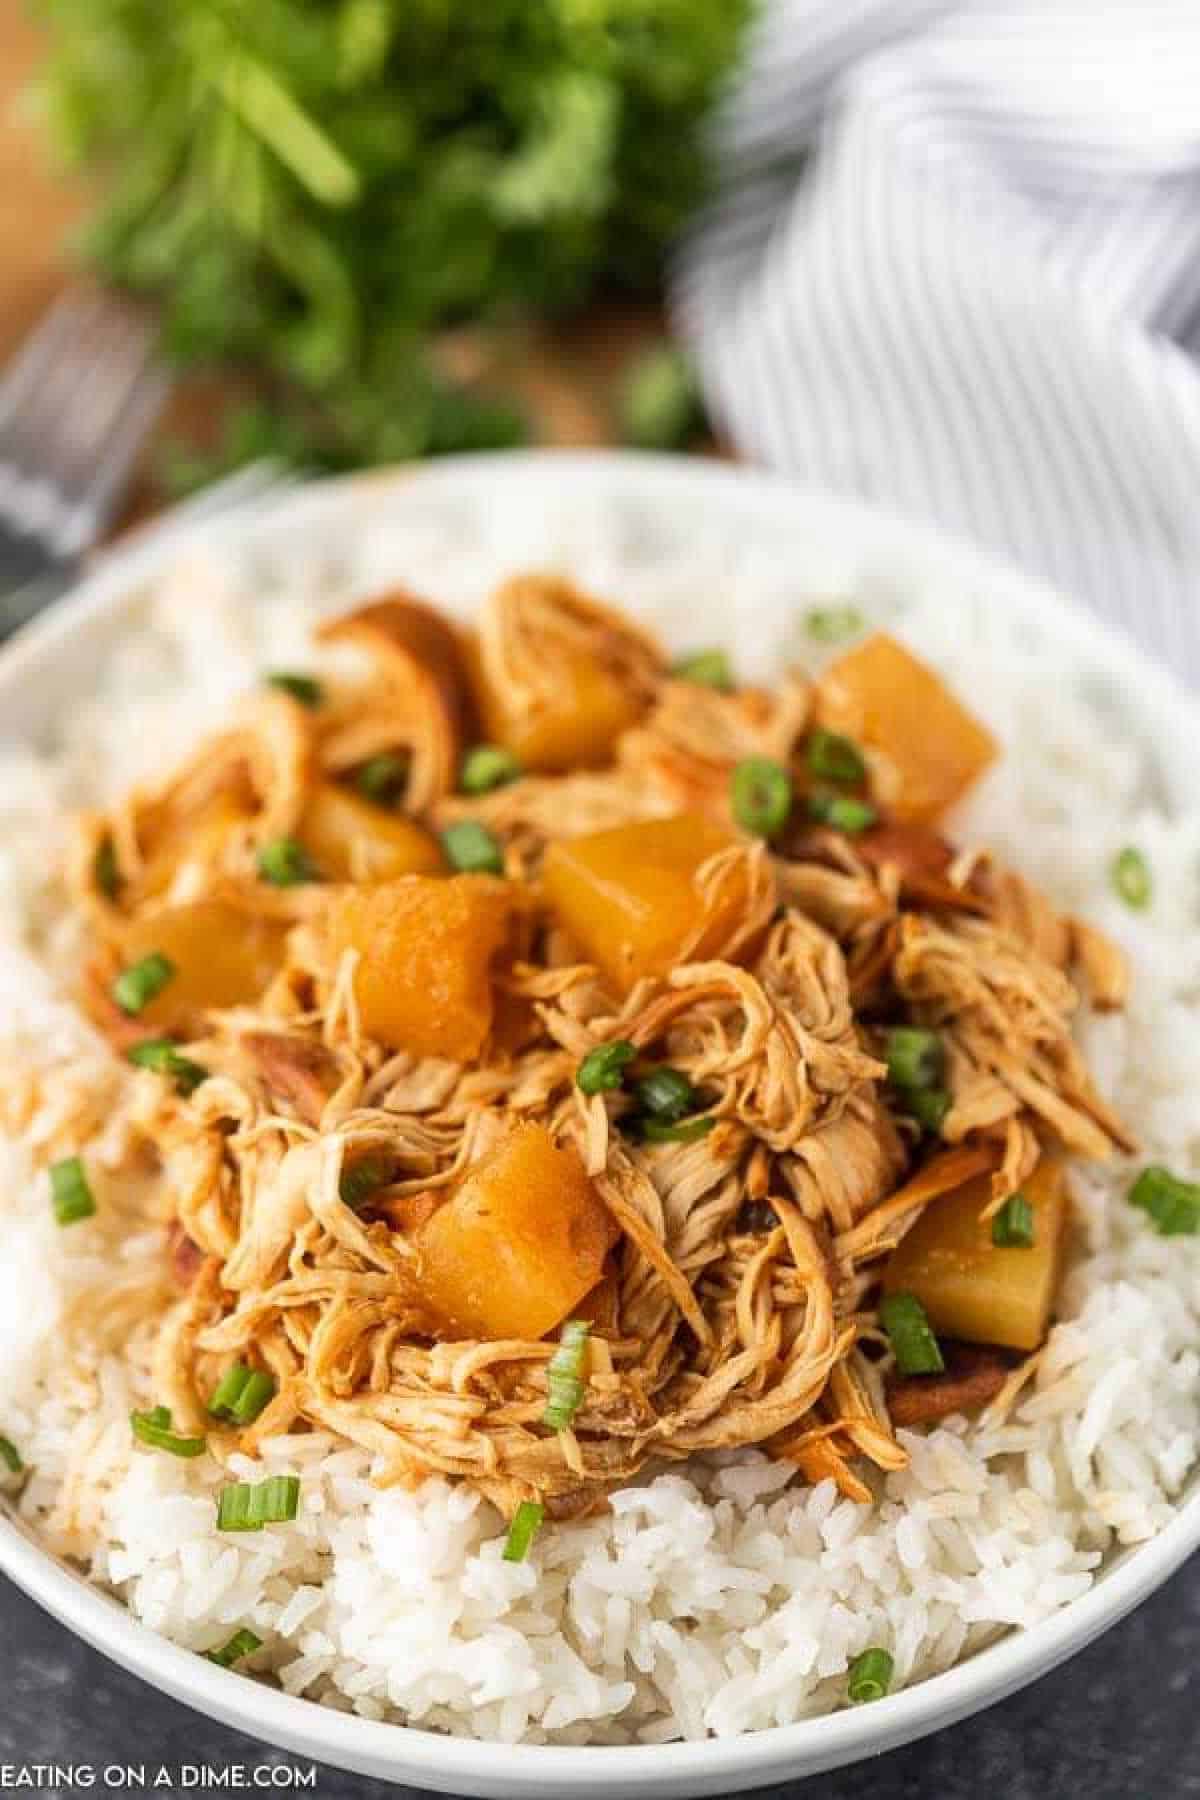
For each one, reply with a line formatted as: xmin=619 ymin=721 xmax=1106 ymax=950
xmin=1 ymin=1559 xmax=1196 ymax=1799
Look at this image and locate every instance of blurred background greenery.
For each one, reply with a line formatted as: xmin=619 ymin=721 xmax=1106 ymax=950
xmin=26 ymin=0 xmax=753 ymax=488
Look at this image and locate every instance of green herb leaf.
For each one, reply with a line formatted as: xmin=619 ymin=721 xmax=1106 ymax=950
xmin=1111 ymin=846 xmax=1151 ymax=910
xmin=112 ymin=952 xmax=176 ymax=1016
xmin=807 ymin=790 xmax=878 ymax=834
xmin=0 ymin=1437 xmax=23 ymax=1476
xmin=440 ymin=820 xmax=504 ymax=875
xmin=1128 ymin=1166 xmax=1200 ymax=1236
xmin=461 ymin=745 xmax=522 ymax=795
xmin=542 ymin=1320 xmax=590 ymax=1432
xmin=991 ymin=1193 xmax=1035 ymax=1249
xmin=50 ymin=1157 xmax=96 ymax=1226
xmin=357 ymin=753 xmax=409 ymax=805
xmin=258 ymin=838 xmax=319 ymax=886
xmin=731 ymin=756 xmax=792 ymax=838
xmin=671 ymin=649 xmax=733 ymax=691
xmin=131 ymin=1406 xmax=206 ymax=1458
xmin=206 ymin=1627 xmax=264 ymax=1669
xmin=879 ymin=1291 xmax=944 ymax=1376
xmin=126 ymin=1039 xmax=208 ymax=1096
xmin=217 ymin=1474 xmax=300 ymax=1532
xmin=266 ymin=671 xmax=323 ymax=708
xmin=577 ymin=1041 xmax=637 ymax=1097
xmin=805 ymin=728 xmax=867 ymax=785
xmin=847 ymin=1647 xmax=894 ymax=1704
xmin=502 ymin=1500 xmax=545 ymax=1563
xmin=805 ymin=605 xmax=864 ymax=644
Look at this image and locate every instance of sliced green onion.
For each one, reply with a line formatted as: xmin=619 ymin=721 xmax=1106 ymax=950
xmin=731 ymin=756 xmax=792 ymax=838
xmin=356 ymin=752 xmax=409 ymax=804
xmin=805 ymin=728 xmax=867 ymax=785
xmin=209 ymin=1363 xmax=277 ymax=1425
xmin=805 ymin=604 xmax=863 ymax=644
xmin=95 ymin=837 xmax=121 ymax=899
xmin=1128 ymin=1165 xmax=1200 ymax=1237
xmin=460 ymin=744 xmax=522 ymax=795
xmin=112 ymin=952 xmax=176 ymax=1016
xmin=807 ymin=790 xmax=878 ymax=834
xmin=126 ymin=1038 xmax=208 ymax=1096
xmin=634 ymin=1066 xmax=695 ymax=1122
xmin=672 ymin=649 xmax=733 ymax=691
xmin=641 ymin=1114 xmax=716 ymax=1144
xmin=905 ymin=1087 xmax=951 ymax=1136
xmin=542 ymin=1320 xmax=590 ymax=1432
xmin=49 ymin=1156 xmax=96 ymax=1226
xmin=0 ymin=1437 xmax=22 ymax=1475
xmin=257 ymin=837 xmax=319 ymax=887
xmin=206 ymin=1627 xmax=264 ymax=1669
xmin=991 ymin=1193 xmax=1035 ymax=1249
xmin=880 ymin=1292 xmax=944 ymax=1376
xmin=216 ymin=1474 xmax=301 ymax=1532
xmin=339 ymin=1153 xmax=393 ymax=1211
xmin=577 ymin=1040 xmax=637 ymax=1097
xmin=502 ymin=1500 xmax=545 ymax=1563
xmin=1111 ymin=846 xmax=1151 ymax=911
xmin=130 ymin=1405 xmax=206 ymax=1458
xmin=885 ymin=1027 xmax=943 ymax=1093
xmin=848 ymin=1647 xmax=894 ymax=1704
xmin=265 ymin=671 xmax=323 ymax=709
xmin=440 ymin=820 xmax=504 ymax=874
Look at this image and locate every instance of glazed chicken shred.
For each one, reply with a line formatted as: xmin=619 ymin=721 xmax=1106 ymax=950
xmin=55 ymin=575 xmax=1133 ymax=1519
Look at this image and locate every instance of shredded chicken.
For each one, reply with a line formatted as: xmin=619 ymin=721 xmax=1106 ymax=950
xmin=44 ymin=573 xmax=1132 ymax=1517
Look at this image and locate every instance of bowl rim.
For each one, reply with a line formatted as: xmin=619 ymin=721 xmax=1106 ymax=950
xmin=2 ymin=449 xmax=1198 ymax=1796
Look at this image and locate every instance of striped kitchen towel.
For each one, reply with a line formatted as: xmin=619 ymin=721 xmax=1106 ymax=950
xmin=674 ymin=0 xmax=1200 ymax=678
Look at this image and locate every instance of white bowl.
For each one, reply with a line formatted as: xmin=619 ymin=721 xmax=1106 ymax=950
xmin=1 ymin=451 xmax=1197 ymax=1797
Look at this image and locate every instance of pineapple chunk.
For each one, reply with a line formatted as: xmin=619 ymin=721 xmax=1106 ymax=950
xmin=816 ymin=633 xmax=996 ymax=823
xmin=883 ymin=1158 xmax=1068 ymax=1353
xmin=416 ymin=1123 xmax=615 ymax=1339
xmin=118 ymin=901 xmax=288 ymax=1033
xmin=321 ymin=874 xmax=516 ymax=1059
xmin=543 ymin=814 xmax=746 ymax=994
xmin=299 ymin=781 xmax=444 ymax=883
xmin=464 ymin=636 xmax=641 ymax=772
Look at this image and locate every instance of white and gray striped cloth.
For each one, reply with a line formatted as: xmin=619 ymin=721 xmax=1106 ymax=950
xmin=674 ymin=0 xmax=1200 ymax=678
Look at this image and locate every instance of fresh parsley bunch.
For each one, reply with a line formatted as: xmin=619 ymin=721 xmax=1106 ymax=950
xmin=34 ymin=0 xmax=750 ymax=478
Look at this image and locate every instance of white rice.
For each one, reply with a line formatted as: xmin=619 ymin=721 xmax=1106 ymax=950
xmin=0 ymin=486 xmax=1197 ymax=1745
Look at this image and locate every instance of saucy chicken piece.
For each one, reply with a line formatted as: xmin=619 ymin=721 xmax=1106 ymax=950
xmin=299 ymin=781 xmax=444 ymax=883
xmin=883 ymin=1157 xmax=1067 ymax=1352
xmin=416 ymin=1123 xmax=616 ymax=1339
xmin=543 ymin=814 xmax=747 ymax=994
xmin=816 ymin=633 xmax=997 ymax=823
xmin=116 ymin=901 xmax=288 ymax=1034
xmin=322 ymin=874 xmax=517 ymax=1059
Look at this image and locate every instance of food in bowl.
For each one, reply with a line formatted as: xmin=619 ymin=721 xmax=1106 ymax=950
xmin=0 ymin=529 xmax=1196 ymax=1746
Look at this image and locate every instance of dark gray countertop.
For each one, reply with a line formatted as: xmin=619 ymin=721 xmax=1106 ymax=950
xmin=2 ymin=1560 xmax=1197 ymax=1799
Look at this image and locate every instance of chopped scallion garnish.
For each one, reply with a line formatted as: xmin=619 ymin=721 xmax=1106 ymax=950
xmin=357 ymin=752 xmax=409 ymax=805
xmin=339 ymin=1153 xmax=393 ymax=1211
xmin=880 ymin=1292 xmax=944 ymax=1376
xmin=112 ymin=952 xmax=176 ymax=1016
xmin=905 ymin=1087 xmax=951 ymax=1137
xmin=805 ymin=604 xmax=863 ymax=644
xmin=460 ymin=744 xmax=522 ymax=795
xmin=95 ymin=837 xmax=121 ymax=899
xmin=265 ymin=671 xmax=323 ymax=709
xmin=991 ymin=1193 xmax=1035 ymax=1249
xmin=1111 ymin=846 xmax=1151 ymax=911
xmin=641 ymin=1113 xmax=716 ymax=1145
xmin=542 ymin=1320 xmax=590 ymax=1432
xmin=576 ymin=1040 xmax=637 ymax=1097
xmin=126 ymin=1038 xmax=208 ymax=1096
xmin=731 ymin=756 xmax=792 ymax=838
xmin=209 ymin=1363 xmax=277 ymax=1426
xmin=440 ymin=819 xmax=504 ymax=874
xmin=1128 ymin=1165 xmax=1200 ymax=1236
xmin=216 ymin=1474 xmax=301 ymax=1532
xmin=502 ymin=1500 xmax=545 ymax=1563
xmin=847 ymin=1646 xmax=894 ymax=1704
xmin=50 ymin=1156 xmax=96 ymax=1226
xmin=634 ymin=1067 xmax=696 ymax=1122
xmin=807 ymin=790 xmax=878 ymax=834
xmin=805 ymin=728 xmax=866 ymax=785
xmin=130 ymin=1405 xmax=206 ymax=1458
xmin=885 ymin=1027 xmax=943 ymax=1094
xmin=257 ymin=837 xmax=319 ymax=887
xmin=206 ymin=1627 xmax=264 ymax=1669
xmin=672 ymin=649 xmax=733 ymax=691
xmin=0 ymin=1436 xmax=23 ymax=1476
